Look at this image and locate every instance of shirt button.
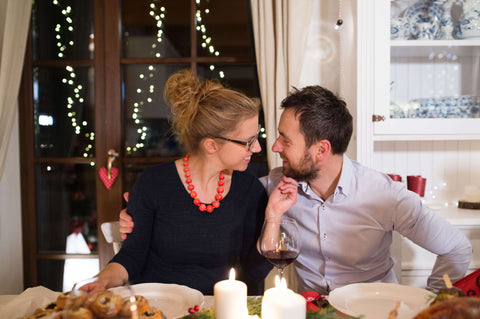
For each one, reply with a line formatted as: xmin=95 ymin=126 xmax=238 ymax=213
xmin=323 ymin=233 xmax=327 ymax=240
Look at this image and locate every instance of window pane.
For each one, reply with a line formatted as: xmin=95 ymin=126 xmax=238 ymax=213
xmin=32 ymin=0 xmax=94 ymax=61
xmin=38 ymin=258 xmax=99 ymax=293
xmin=196 ymin=0 xmax=254 ymax=58
xmin=34 ymin=66 xmax=95 ymax=158
xmin=197 ymin=63 xmax=259 ymax=96
xmin=36 ymin=163 xmax=97 ymax=253
xmin=122 ymin=0 xmax=190 ymax=58
xmin=124 ymin=163 xmax=154 ymax=192
xmin=123 ymin=63 xmax=189 ymax=157
xmin=38 ymin=259 xmax=65 ymax=292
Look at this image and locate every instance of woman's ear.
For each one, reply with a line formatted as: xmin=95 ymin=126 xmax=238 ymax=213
xmin=203 ymin=138 xmax=219 ymax=154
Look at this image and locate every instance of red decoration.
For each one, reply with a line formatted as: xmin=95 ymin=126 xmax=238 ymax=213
xmin=98 ymin=167 xmax=118 ymax=190
xmin=188 ymin=305 xmax=201 ymax=313
xmin=301 ymin=291 xmax=328 ymax=312
xmin=454 ymin=268 xmax=480 ymax=297
xmin=184 ymin=154 xmax=224 ymax=213
xmin=407 ymin=175 xmax=427 ymax=197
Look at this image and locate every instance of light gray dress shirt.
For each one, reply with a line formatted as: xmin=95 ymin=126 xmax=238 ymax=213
xmin=260 ymin=155 xmax=472 ymax=294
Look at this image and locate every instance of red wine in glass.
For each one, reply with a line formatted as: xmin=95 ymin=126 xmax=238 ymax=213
xmin=259 ymin=217 xmax=301 ymax=278
xmin=263 ymin=249 xmax=299 ymax=270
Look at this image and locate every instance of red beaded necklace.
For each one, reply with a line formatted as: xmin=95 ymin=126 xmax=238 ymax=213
xmin=183 ymin=154 xmax=225 ymax=213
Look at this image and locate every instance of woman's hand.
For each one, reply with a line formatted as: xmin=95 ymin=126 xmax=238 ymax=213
xmin=265 ymin=176 xmax=298 ymax=220
xmin=78 ymin=277 xmax=109 ymax=294
xmin=77 ymin=263 xmax=129 ymax=293
xmin=119 ymin=192 xmax=133 ymax=240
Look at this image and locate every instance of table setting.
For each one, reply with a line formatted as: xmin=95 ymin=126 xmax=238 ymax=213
xmin=3 ymin=218 xmax=480 ymax=318
xmin=4 ymin=274 xmax=480 ymax=319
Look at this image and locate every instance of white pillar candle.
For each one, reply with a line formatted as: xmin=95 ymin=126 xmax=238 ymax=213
xmin=214 ymin=268 xmax=248 ymax=319
xmin=262 ymin=277 xmax=306 ymax=319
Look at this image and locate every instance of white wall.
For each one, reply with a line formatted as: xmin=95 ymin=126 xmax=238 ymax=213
xmin=0 ymin=110 xmax=23 ymax=294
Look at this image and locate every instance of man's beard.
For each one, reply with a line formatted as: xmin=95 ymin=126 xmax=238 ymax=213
xmin=283 ymin=151 xmax=319 ymax=182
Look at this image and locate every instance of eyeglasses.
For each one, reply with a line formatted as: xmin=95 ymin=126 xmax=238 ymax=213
xmin=214 ymin=125 xmax=261 ymax=152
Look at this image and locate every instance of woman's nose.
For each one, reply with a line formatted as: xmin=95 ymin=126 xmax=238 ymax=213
xmin=251 ymin=139 xmax=262 ymax=153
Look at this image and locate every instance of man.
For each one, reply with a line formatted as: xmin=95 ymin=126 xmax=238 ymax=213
xmin=120 ymin=85 xmax=472 ymax=294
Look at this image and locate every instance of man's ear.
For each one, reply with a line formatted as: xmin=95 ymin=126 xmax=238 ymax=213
xmin=315 ymin=139 xmax=331 ymax=160
xmin=203 ymin=138 xmax=219 ymax=154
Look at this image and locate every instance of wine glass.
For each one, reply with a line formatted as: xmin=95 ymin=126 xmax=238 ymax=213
xmin=259 ymin=217 xmax=301 ymax=278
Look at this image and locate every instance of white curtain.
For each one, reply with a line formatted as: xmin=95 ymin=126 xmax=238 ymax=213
xmin=250 ymin=0 xmax=314 ymax=170
xmin=250 ymin=0 xmax=356 ymax=292
xmin=0 ymin=0 xmax=31 ymax=179
xmin=250 ymin=0 xmax=314 ymax=292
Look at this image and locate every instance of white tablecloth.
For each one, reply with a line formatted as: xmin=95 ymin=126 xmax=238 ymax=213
xmin=0 ymin=286 xmax=60 ymax=319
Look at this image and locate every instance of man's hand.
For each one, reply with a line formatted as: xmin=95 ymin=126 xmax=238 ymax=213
xmin=119 ymin=192 xmax=133 ymax=240
xmin=265 ymin=176 xmax=298 ymax=220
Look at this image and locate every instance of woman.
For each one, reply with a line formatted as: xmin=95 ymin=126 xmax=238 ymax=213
xmin=80 ymin=69 xmax=273 ymax=295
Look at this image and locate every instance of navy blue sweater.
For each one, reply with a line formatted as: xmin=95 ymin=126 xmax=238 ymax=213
xmin=110 ymin=161 xmax=272 ymax=294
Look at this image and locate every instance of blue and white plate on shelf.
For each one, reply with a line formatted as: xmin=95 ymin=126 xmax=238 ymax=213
xmin=404 ymin=1 xmax=443 ymax=24
xmin=405 ymin=0 xmax=443 ymax=39
xmin=456 ymin=16 xmax=480 ymax=39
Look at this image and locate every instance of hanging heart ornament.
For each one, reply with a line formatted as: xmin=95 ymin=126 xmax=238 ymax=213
xmin=99 ymin=167 xmax=119 ymax=190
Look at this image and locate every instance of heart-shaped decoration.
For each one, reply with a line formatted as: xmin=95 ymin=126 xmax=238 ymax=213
xmin=99 ymin=167 xmax=119 ymax=190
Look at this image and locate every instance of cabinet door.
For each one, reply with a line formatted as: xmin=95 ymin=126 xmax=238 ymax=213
xmin=373 ymin=0 xmax=480 ymax=141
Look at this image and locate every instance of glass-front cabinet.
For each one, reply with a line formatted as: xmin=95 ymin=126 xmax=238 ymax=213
xmin=358 ymin=0 xmax=480 ymax=288
xmin=373 ymin=0 xmax=480 ymax=140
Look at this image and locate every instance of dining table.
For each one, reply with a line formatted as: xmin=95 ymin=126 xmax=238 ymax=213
xmin=0 ymin=285 xmax=356 ymax=319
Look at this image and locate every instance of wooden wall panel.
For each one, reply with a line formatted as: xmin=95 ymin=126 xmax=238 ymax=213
xmin=373 ymin=140 xmax=480 ymax=205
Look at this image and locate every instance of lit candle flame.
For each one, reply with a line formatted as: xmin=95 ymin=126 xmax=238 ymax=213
xmin=229 ymin=268 xmax=236 ymax=280
xmin=274 ymin=275 xmax=287 ymax=289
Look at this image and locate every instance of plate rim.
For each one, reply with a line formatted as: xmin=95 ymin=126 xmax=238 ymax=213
xmin=328 ymin=282 xmax=434 ymax=318
xmin=109 ymin=282 xmax=205 ymax=318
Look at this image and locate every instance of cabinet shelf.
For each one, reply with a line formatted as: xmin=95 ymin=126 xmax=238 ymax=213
xmin=391 ymin=41 xmax=480 ymax=57
xmin=374 ymin=118 xmax=480 ymax=140
xmin=391 ymin=39 xmax=480 ymax=47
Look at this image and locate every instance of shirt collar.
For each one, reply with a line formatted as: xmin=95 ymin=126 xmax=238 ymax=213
xmin=336 ymin=154 xmax=354 ymax=197
xmin=297 ymin=154 xmax=354 ymax=200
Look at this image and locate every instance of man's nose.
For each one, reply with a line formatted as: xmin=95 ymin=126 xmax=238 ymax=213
xmin=272 ymin=139 xmax=281 ymax=153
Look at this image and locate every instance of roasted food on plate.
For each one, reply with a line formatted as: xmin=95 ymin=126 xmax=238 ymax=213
xmin=432 ymin=286 xmax=466 ymax=304
xmin=17 ymin=290 xmax=163 ymax=319
xmin=413 ymin=297 xmax=480 ymax=319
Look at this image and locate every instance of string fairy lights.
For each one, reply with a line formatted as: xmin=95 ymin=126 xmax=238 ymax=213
xmin=125 ymin=0 xmax=166 ymax=155
xmin=195 ymin=0 xmax=225 ymax=79
xmin=52 ymin=0 xmax=94 ymax=160
xmin=126 ymin=0 xmax=227 ymax=155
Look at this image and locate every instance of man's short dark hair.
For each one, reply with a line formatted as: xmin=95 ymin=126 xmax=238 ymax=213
xmin=280 ymin=86 xmax=353 ymax=155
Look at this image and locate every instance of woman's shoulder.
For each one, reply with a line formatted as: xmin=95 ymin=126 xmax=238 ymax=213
xmin=135 ymin=161 xmax=178 ymax=186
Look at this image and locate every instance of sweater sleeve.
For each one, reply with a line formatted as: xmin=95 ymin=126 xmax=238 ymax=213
xmin=237 ymin=177 xmax=273 ymax=294
xmin=110 ymin=168 xmax=158 ymax=282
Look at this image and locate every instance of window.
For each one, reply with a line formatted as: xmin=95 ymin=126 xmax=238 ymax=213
xmin=20 ymin=0 xmax=266 ymax=290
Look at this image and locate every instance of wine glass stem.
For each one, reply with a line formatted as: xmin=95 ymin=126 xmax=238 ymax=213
xmin=278 ymin=268 xmax=284 ymax=278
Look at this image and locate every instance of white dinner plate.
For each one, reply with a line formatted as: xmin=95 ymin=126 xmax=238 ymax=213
xmin=110 ymin=283 xmax=204 ymax=318
xmin=328 ymin=283 xmax=434 ymax=319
